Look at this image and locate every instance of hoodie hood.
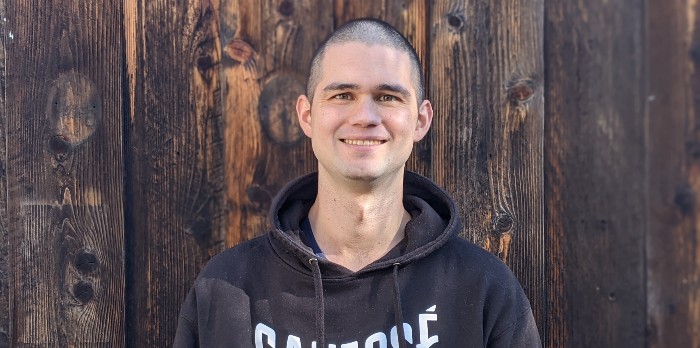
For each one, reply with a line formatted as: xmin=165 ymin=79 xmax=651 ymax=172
xmin=267 ymin=171 xmax=462 ymax=278
xmin=175 ymin=170 xmax=542 ymax=347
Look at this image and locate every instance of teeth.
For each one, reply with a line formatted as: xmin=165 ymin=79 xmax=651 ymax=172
xmin=344 ymin=139 xmax=383 ymax=146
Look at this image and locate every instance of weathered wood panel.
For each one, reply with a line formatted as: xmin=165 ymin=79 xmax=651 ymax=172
xmin=333 ymin=0 xmax=431 ymax=176
xmin=429 ymin=0 xmax=545 ymax=337
xmin=124 ymin=0 xmax=226 ymax=345
xmin=220 ymin=0 xmax=330 ymax=247
xmin=646 ymin=0 xmax=700 ymax=346
xmin=0 ymin=1 xmax=8 ymax=346
xmin=544 ymin=0 xmax=647 ymax=347
xmin=4 ymin=0 xmax=125 ymax=345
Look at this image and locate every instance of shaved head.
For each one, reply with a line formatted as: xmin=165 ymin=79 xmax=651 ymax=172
xmin=306 ymin=19 xmax=424 ymax=105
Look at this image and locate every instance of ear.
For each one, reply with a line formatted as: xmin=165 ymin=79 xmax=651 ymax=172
xmin=296 ymin=95 xmax=313 ymax=138
xmin=413 ymin=100 xmax=433 ymax=142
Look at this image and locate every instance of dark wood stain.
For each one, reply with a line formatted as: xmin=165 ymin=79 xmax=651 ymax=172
xmin=544 ymin=0 xmax=647 ymax=347
xmin=0 ymin=0 xmax=9 ymax=345
xmin=646 ymin=0 xmax=700 ymax=346
xmin=4 ymin=0 xmax=125 ymax=345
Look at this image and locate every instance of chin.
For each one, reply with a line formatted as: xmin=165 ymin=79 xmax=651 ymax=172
xmin=339 ymin=166 xmax=404 ymax=183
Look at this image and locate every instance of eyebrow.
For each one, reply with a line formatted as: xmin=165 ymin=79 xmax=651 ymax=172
xmin=322 ymin=83 xmax=359 ymax=92
xmin=376 ymin=84 xmax=411 ymax=99
xmin=321 ymin=82 xmax=411 ymax=99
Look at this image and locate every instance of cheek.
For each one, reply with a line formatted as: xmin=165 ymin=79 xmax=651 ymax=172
xmin=389 ymin=114 xmax=417 ymax=136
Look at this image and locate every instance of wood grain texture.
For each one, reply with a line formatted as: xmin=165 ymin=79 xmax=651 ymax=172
xmin=0 ymin=1 xmax=8 ymax=346
xmin=429 ymin=0 xmax=545 ymax=337
xmin=646 ymin=0 xmax=700 ymax=346
xmin=124 ymin=0 xmax=226 ymax=345
xmin=333 ymin=0 xmax=432 ymax=177
xmin=544 ymin=0 xmax=647 ymax=347
xmin=220 ymin=0 xmax=330 ymax=247
xmin=4 ymin=1 xmax=125 ymax=345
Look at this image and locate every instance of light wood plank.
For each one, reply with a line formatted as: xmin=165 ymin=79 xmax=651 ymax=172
xmin=220 ymin=0 xmax=331 ymax=246
xmin=124 ymin=0 xmax=226 ymax=345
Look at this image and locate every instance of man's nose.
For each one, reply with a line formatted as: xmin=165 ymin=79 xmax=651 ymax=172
xmin=350 ymin=97 xmax=381 ymax=127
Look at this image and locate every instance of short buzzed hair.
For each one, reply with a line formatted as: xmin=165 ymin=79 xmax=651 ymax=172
xmin=306 ymin=18 xmax=425 ymax=105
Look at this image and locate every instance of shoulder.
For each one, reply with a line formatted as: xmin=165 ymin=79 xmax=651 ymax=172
xmin=437 ymin=236 xmax=519 ymax=285
xmin=197 ymin=233 xmax=273 ymax=281
xmin=437 ymin=237 xmax=539 ymax=344
xmin=430 ymin=236 xmax=532 ymax=315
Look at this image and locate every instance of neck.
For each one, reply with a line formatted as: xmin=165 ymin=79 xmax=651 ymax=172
xmin=308 ymin=169 xmax=410 ymax=272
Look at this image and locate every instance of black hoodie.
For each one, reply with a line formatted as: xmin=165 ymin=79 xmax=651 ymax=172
xmin=174 ymin=172 xmax=541 ymax=347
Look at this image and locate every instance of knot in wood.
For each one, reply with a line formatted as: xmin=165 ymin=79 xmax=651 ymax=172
xmin=258 ymin=73 xmax=305 ymax=146
xmin=46 ymin=72 xmax=102 ymax=145
xmin=49 ymin=134 xmax=72 ymax=159
xmin=73 ymin=281 xmax=94 ymax=304
xmin=674 ymin=184 xmax=695 ymax=216
xmin=278 ymin=0 xmax=294 ymax=16
xmin=507 ymin=79 xmax=536 ymax=104
xmin=691 ymin=45 xmax=700 ymax=65
xmin=686 ymin=141 xmax=700 ymax=159
xmin=247 ymin=184 xmax=272 ymax=212
xmin=494 ymin=213 xmax=514 ymax=233
xmin=196 ymin=54 xmax=216 ymax=73
xmin=74 ymin=250 xmax=99 ymax=274
xmin=225 ymin=39 xmax=256 ymax=65
xmin=447 ymin=13 xmax=464 ymax=29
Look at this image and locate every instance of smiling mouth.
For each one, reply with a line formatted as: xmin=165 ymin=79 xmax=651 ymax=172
xmin=342 ymin=139 xmax=386 ymax=146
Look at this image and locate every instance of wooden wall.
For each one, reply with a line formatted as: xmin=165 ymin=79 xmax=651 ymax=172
xmin=0 ymin=0 xmax=697 ymax=347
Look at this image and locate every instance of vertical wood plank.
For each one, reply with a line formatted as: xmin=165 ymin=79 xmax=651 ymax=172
xmin=5 ymin=1 xmax=125 ymax=345
xmin=544 ymin=0 xmax=647 ymax=347
xmin=0 ymin=1 xmax=8 ymax=345
xmin=646 ymin=0 xmax=700 ymax=346
xmin=220 ymin=0 xmax=331 ymax=246
xmin=429 ymin=0 xmax=545 ymax=337
xmin=333 ymin=0 xmax=431 ymax=177
xmin=124 ymin=0 xmax=227 ymax=345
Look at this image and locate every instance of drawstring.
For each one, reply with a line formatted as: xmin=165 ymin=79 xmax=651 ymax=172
xmin=308 ymin=260 xmax=405 ymax=348
xmin=309 ymin=258 xmax=325 ymax=348
xmin=392 ymin=263 xmax=408 ymax=348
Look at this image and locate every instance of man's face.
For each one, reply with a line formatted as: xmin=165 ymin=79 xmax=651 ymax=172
xmin=296 ymin=42 xmax=433 ymax=184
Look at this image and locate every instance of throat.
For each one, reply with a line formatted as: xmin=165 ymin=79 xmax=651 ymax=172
xmin=307 ymin=200 xmax=410 ymax=272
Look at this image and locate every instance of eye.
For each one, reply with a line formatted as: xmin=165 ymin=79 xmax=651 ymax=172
xmin=333 ymin=93 xmax=352 ymax=100
xmin=377 ymin=94 xmax=400 ymax=102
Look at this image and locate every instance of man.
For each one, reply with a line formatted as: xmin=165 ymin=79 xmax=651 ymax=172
xmin=175 ymin=19 xmax=541 ymax=347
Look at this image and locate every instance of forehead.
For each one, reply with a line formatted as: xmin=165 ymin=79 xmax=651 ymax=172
xmin=317 ymin=42 xmax=413 ymax=88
